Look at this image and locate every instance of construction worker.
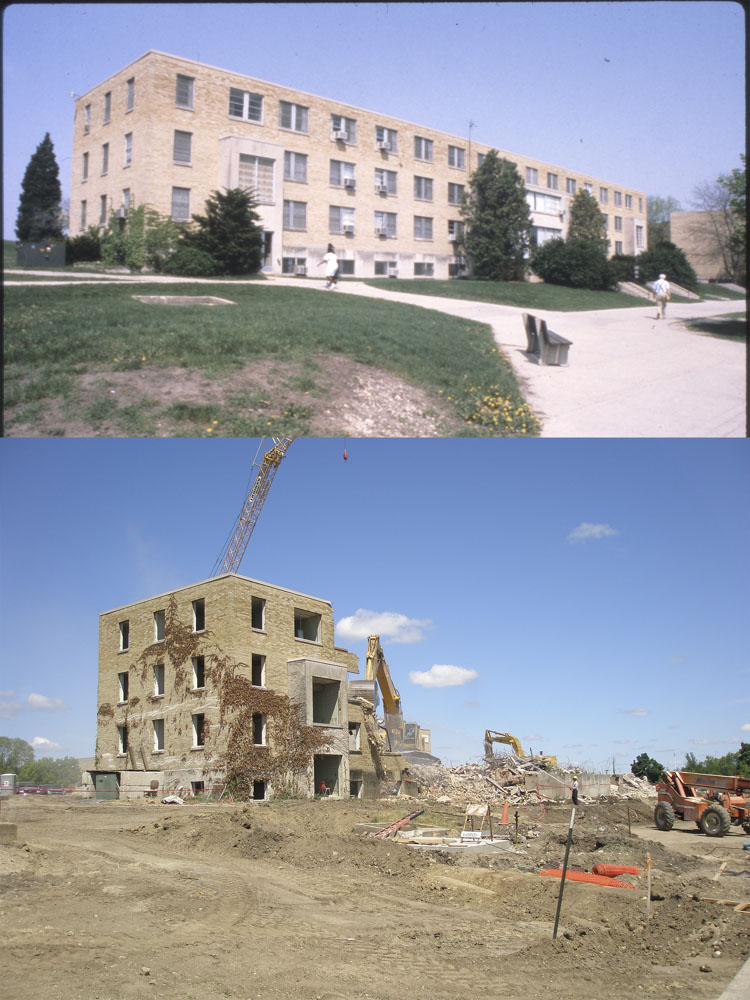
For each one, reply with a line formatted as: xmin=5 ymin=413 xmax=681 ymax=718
xmin=572 ymin=775 xmax=579 ymax=805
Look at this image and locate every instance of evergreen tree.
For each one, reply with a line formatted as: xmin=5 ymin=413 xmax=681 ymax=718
xmin=461 ymin=151 xmax=533 ymax=281
xmin=631 ymin=752 xmax=664 ymax=784
xmin=15 ymin=132 xmax=64 ymax=242
xmin=186 ymin=187 xmax=265 ymax=275
xmin=567 ymin=189 xmax=608 ymax=251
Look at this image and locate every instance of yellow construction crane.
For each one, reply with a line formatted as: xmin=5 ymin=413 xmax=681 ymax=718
xmin=211 ymin=437 xmax=294 ymax=576
xmin=483 ymin=729 xmax=558 ymax=769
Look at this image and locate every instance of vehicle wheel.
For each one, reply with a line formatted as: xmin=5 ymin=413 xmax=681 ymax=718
xmin=654 ymin=801 xmax=675 ymax=831
xmin=742 ymin=821 xmax=750 ymax=835
xmin=699 ymin=804 xmax=731 ymax=837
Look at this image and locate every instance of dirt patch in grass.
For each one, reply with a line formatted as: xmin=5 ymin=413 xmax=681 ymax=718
xmin=5 ymin=352 xmax=462 ymax=437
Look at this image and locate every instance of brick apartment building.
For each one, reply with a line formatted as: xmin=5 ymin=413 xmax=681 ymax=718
xmin=71 ymin=50 xmax=648 ymax=279
xmin=91 ymin=573 xmax=401 ymax=800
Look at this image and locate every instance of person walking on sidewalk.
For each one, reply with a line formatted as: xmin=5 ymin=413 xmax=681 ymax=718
xmin=318 ymin=244 xmax=339 ymax=289
xmin=653 ymin=273 xmax=671 ymax=320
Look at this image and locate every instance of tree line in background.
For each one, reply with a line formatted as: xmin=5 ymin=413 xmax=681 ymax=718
xmin=0 ymin=736 xmax=81 ymax=787
xmin=15 ymin=133 xmax=746 ymax=288
xmin=632 ymin=743 xmax=750 ymax=784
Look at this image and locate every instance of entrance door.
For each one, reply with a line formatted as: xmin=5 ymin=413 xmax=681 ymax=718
xmin=94 ymin=771 xmax=120 ymax=801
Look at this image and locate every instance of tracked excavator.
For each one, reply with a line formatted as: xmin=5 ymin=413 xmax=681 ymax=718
xmin=483 ymin=730 xmax=558 ymax=769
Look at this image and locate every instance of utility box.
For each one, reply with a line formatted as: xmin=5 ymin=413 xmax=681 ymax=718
xmin=16 ymin=242 xmax=66 ymax=267
xmin=1 ymin=773 xmax=17 ymax=796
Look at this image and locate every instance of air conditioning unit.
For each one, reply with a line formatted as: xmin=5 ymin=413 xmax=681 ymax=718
xmin=376 ymin=140 xmax=390 ymax=151
xmin=375 ymin=184 xmax=388 ymax=195
xmin=332 ymin=129 xmax=348 ymax=141
xmin=342 ymin=224 xmax=355 ymax=234
xmin=375 ymin=226 xmax=388 ymax=237
xmin=294 ymin=265 xmax=307 ymax=275
xmin=448 ymin=233 xmax=457 ymax=242
xmin=344 ymin=178 xmax=356 ymax=189
xmin=114 ymin=208 xmax=126 ymax=219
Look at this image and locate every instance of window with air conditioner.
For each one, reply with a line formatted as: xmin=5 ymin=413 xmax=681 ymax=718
xmin=374 ymin=211 xmax=396 ymax=238
xmin=329 ymin=205 xmax=355 ymax=234
xmin=329 ymin=160 xmax=355 ymax=188
xmin=375 ymin=125 xmax=397 ymax=152
xmin=331 ymin=114 xmax=356 ymax=143
xmin=374 ymin=168 xmax=397 ymax=196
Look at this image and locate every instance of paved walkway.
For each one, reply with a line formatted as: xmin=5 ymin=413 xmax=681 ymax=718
xmin=5 ymin=270 xmax=746 ymax=437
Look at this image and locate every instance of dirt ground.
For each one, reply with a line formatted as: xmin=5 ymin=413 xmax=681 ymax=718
xmin=2 ymin=795 xmax=749 ymax=1000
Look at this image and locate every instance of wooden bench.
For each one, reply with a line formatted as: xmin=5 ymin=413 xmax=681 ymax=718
xmin=521 ymin=313 xmax=572 ymax=366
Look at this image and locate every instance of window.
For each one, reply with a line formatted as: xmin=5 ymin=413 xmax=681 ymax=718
xmin=339 ymin=259 xmax=355 ymax=276
xmin=117 ymin=671 xmax=129 ymax=703
xmin=84 ymin=104 xmax=91 ymax=133
xmin=251 ymin=596 xmax=265 ymax=630
xmin=547 ymin=172 xmax=558 ymax=190
xmin=229 ymin=87 xmax=263 ymax=122
xmin=625 ymin=194 xmax=633 ymax=209
xmin=252 ymin=713 xmax=266 ymax=745
xmin=118 ymin=620 xmax=129 ymax=651
xmin=251 ymin=654 xmax=265 ymax=687
xmin=117 ymin=725 xmax=128 ymax=754
xmin=583 ymin=182 xmax=593 ymax=194
xmin=374 ymin=168 xmax=397 ymax=195
xmin=600 ymin=187 xmax=608 ymax=204
xmin=374 ymin=211 xmax=397 ymax=238
xmin=154 ymin=663 xmax=165 ymax=697
xmin=448 ymin=183 xmax=464 ymax=206
xmin=526 ymin=167 xmax=538 ymax=185
xmin=283 ymin=200 xmax=306 ymax=230
xmin=192 ymin=713 xmax=205 ymax=748
xmin=312 ymin=678 xmax=339 ymax=725
xmin=124 ymin=132 xmax=132 ymax=167
xmin=103 ymin=91 xmax=111 ymax=123
xmin=448 ymin=220 xmax=465 ymax=241
xmin=375 ymin=125 xmax=397 ymax=152
xmin=526 ymin=191 xmax=562 ymax=214
xmin=414 ymin=261 xmax=434 ymax=276
xmin=173 ymin=130 xmax=192 ymax=164
xmin=80 ymin=201 xmax=86 ymax=229
xmin=192 ymin=656 xmax=205 ymax=689
xmin=282 ymin=256 xmax=306 ymax=274
xmin=153 ymin=719 xmax=165 ymax=752
xmin=602 ymin=214 xmax=609 ymax=229
xmin=414 ymin=176 xmax=433 ymax=201
xmin=284 ymin=151 xmax=307 ymax=182
xmin=448 ymin=145 xmax=465 ymax=169
xmin=238 ymin=154 xmax=274 ymax=203
xmin=349 ymin=722 xmax=361 ymax=751
xmin=635 ymin=225 xmax=645 ymax=249
xmin=191 ymin=780 xmax=205 ymax=795
xmin=533 ymin=225 xmax=564 ymax=246
xmin=614 ymin=216 xmax=623 ymax=232
xmin=294 ymin=609 xmax=321 ymax=641
xmin=615 ymin=241 xmax=623 ymax=255
xmin=122 ymin=189 xmax=130 ymax=215
xmin=82 ymin=151 xmax=89 ymax=180
xmin=477 ymin=153 xmax=486 ymax=167
xmin=192 ymin=599 xmax=205 ymax=632
xmin=154 ymin=610 xmax=165 ymax=642
xmin=101 ymin=143 xmax=109 ymax=174
xmin=638 ymin=197 xmax=643 ymax=212
xmin=126 ymin=77 xmax=134 ymax=112
xmin=329 ymin=159 xmax=355 ymax=187
xmin=280 ymin=100 xmax=308 ymax=133
xmin=614 ymin=191 xmax=622 ymax=207
xmin=176 ymin=74 xmax=194 ymax=109
xmin=374 ymin=259 xmax=398 ymax=276
xmin=566 ymin=178 xmax=577 ymax=195
xmin=99 ymin=195 xmax=107 ymax=224
xmin=329 ymin=205 xmax=355 ymax=233
xmin=414 ymin=216 xmax=433 ymax=240
xmin=331 ymin=114 xmax=356 ymax=143
xmin=171 ymin=187 xmax=190 ymax=221
xmin=414 ymin=136 xmax=433 ymax=161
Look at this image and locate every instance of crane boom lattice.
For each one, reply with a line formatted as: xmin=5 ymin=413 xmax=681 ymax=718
xmin=212 ymin=437 xmax=293 ymax=576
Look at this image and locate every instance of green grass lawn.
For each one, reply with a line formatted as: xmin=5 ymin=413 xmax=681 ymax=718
xmin=3 ymin=281 xmax=540 ymax=438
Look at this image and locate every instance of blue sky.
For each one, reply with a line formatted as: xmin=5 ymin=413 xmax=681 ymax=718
xmin=1 ymin=437 xmax=748 ymax=770
xmin=2 ymin=1 xmax=745 ymax=240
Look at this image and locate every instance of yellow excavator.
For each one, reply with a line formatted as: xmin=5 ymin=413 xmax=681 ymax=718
xmin=483 ymin=730 xmax=558 ymax=769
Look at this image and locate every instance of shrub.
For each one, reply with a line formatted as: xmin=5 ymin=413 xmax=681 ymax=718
xmin=530 ymin=237 xmax=617 ymax=290
xmin=636 ymin=242 xmax=699 ymax=292
xmin=609 ymin=254 xmax=639 ymax=283
xmin=186 ymin=188 xmax=265 ymax=275
xmin=65 ymin=226 xmax=101 ymax=263
xmin=162 ymin=244 xmax=219 ymax=277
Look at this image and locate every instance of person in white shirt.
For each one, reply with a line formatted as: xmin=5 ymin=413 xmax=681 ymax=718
xmin=653 ymin=273 xmax=671 ymax=319
xmin=318 ymin=244 xmax=339 ymax=289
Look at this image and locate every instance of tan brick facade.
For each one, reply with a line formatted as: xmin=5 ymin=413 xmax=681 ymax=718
xmin=71 ymin=50 xmax=647 ymax=278
xmin=670 ymin=211 xmax=734 ymax=281
xmin=94 ymin=573 xmax=362 ymax=799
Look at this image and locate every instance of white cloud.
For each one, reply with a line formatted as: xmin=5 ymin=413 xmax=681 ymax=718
xmin=0 ymin=698 xmax=22 ymax=720
xmin=0 ymin=689 xmax=15 ymax=697
xmin=27 ymin=693 xmax=69 ymax=712
xmin=32 ymin=736 xmax=65 ymax=753
xmin=567 ymin=522 xmax=619 ymax=543
xmin=336 ymin=609 xmax=432 ymax=644
xmin=409 ymin=664 xmax=478 ymax=689
xmin=620 ymin=708 xmax=650 ymax=716
xmin=741 ymin=723 xmax=750 ymax=732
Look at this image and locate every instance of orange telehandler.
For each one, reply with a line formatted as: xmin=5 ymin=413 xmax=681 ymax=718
xmin=654 ymin=770 xmax=750 ymax=837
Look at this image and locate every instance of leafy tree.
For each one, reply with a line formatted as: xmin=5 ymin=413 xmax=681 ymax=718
xmin=15 ymin=132 xmax=64 ymax=242
xmin=530 ymin=236 xmax=617 ymax=290
xmin=647 ymin=195 xmax=682 ymax=248
xmin=691 ymin=155 xmax=746 ymax=285
xmin=0 ymin=736 xmax=34 ymax=773
xmin=100 ymin=203 xmax=185 ymax=272
xmin=636 ymin=241 xmax=699 ymax=292
xmin=460 ymin=151 xmax=533 ymax=281
xmin=186 ymin=187 xmax=265 ymax=276
xmin=631 ymin=752 xmax=664 ymax=784
xmin=566 ymin=189 xmax=608 ymax=251
xmin=18 ymin=756 xmax=81 ymax=786
xmin=683 ymin=746 xmax=750 ymax=777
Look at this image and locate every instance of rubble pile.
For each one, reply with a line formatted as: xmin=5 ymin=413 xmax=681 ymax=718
xmin=403 ymin=755 xmax=657 ymax=806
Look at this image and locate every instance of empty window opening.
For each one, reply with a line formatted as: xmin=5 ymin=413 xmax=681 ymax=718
xmin=117 ymin=671 xmax=129 ymax=703
xmin=251 ymin=596 xmax=265 ymax=630
xmin=153 ymin=718 xmax=165 ymax=751
xmin=154 ymin=609 xmax=165 ymax=642
xmin=118 ymin=620 xmax=129 ymax=651
xmin=192 ymin=655 xmax=205 ymax=689
xmin=192 ymin=598 xmax=205 ymax=632
xmin=348 ymin=722 xmax=361 ymax=751
xmin=350 ymin=772 xmax=363 ymax=799
xmin=253 ymin=780 xmax=266 ymax=800
xmin=117 ymin=725 xmax=128 ymax=754
xmin=192 ymin=713 xmax=205 ymax=748
xmin=191 ymin=780 xmax=205 ymax=795
xmin=294 ymin=609 xmax=321 ymax=642
xmin=153 ymin=663 xmax=165 ymax=697
xmin=312 ymin=678 xmax=340 ymax=725
xmin=251 ymin=653 xmax=265 ymax=687
xmin=252 ymin=713 xmax=267 ymax=745
xmin=313 ymin=754 xmax=340 ymax=797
